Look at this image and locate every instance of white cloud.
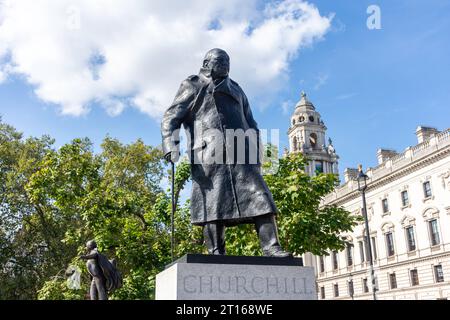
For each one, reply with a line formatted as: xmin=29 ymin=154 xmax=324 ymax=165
xmin=0 ymin=0 xmax=331 ymax=119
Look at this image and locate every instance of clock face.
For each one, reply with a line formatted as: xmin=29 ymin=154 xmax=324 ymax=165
xmin=309 ymin=115 xmax=315 ymax=122
xmin=299 ymin=116 xmax=305 ymax=122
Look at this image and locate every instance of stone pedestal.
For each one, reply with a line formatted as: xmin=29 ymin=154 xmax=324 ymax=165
xmin=155 ymin=254 xmax=316 ymax=300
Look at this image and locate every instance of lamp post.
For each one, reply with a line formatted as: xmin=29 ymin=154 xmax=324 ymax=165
xmin=349 ymin=273 xmax=354 ymax=300
xmin=357 ymin=164 xmax=377 ymax=301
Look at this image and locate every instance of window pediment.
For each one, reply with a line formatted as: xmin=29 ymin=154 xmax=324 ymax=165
xmin=422 ymin=207 xmax=439 ymax=220
xmin=400 ymin=215 xmax=416 ymax=227
xmin=381 ymin=221 xmax=395 ymax=233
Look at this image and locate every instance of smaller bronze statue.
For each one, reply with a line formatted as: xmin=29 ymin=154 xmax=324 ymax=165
xmin=80 ymin=240 xmax=122 ymax=300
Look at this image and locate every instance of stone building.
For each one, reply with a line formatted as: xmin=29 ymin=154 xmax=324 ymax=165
xmin=287 ymin=94 xmax=450 ymax=300
xmin=287 ymin=91 xmax=339 ymax=176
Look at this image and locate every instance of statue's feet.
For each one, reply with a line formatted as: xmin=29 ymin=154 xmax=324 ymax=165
xmin=209 ymin=248 xmax=226 ymax=255
xmin=263 ymin=246 xmax=293 ymax=258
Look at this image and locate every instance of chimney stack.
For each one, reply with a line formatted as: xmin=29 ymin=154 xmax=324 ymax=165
xmin=344 ymin=168 xmax=359 ymax=183
xmin=377 ymin=149 xmax=398 ymax=165
xmin=416 ymin=126 xmax=439 ymax=144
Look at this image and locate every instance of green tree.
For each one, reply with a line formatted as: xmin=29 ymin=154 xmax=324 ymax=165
xmin=263 ymin=152 xmax=361 ymax=255
xmin=29 ymin=137 xmax=170 ymax=300
xmin=29 ymin=137 xmax=200 ymax=300
xmin=0 ymin=118 xmax=60 ymax=299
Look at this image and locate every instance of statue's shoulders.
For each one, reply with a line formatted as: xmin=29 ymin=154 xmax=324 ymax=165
xmin=180 ymin=75 xmax=204 ymax=91
xmin=229 ymin=78 xmax=246 ymax=99
xmin=230 ymin=78 xmax=244 ymax=92
xmin=229 ymin=78 xmax=239 ymax=86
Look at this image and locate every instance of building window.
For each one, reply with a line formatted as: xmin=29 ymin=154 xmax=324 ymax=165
xmin=371 ymin=237 xmax=378 ymax=260
xmin=358 ymin=241 xmax=365 ymax=262
xmin=315 ymin=161 xmax=323 ymax=174
xmin=363 ymin=279 xmax=369 ymax=293
xmin=382 ymin=199 xmax=389 ymax=213
xmin=319 ymin=256 xmax=325 ymax=273
xmin=410 ymin=269 xmax=419 ymax=286
xmin=434 ymin=265 xmax=444 ymax=283
xmin=389 ymin=273 xmax=397 ymax=289
xmin=364 ymin=239 xmax=369 ymax=262
xmin=309 ymin=133 xmax=317 ymax=148
xmin=334 ymin=284 xmax=339 ymax=297
xmin=346 ymin=244 xmax=353 ymax=267
xmin=385 ymin=232 xmax=395 ymax=257
xmin=292 ymin=137 xmax=298 ymax=151
xmin=332 ymin=251 xmax=338 ymax=270
xmin=405 ymin=226 xmax=416 ymax=251
xmin=428 ymin=219 xmax=441 ymax=246
xmin=320 ymin=286 xmax=325 ymax=299
xmin=348 ymin=280 xmax=354 ymax=297
xmin=401 ymin=190 xmax=409 ymax=206
xmin=423 ymin=181 xmax=432 ymax=198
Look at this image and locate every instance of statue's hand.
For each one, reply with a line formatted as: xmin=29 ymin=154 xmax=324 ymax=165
xmin=79 ymin=255 xmax=87 ymax=260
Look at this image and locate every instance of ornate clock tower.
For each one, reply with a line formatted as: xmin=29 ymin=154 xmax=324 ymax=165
xmin=287 ymin=91 xmax=339 ymax=177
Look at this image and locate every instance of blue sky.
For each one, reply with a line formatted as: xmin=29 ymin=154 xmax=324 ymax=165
xmin=1 ymin=0 xmax=449 ymax=178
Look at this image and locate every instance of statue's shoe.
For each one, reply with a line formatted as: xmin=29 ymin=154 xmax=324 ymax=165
xmin=263 ymin=246 xmax=293 ymax=258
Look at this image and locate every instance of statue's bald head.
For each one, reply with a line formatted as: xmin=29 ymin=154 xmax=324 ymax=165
xmin=202 ymin=48 xmax=230 ymax=80
xmin=203 ymin=48 xmax=229 ymax=64
xmin=86 ymin=240 xmax=97 ymax=251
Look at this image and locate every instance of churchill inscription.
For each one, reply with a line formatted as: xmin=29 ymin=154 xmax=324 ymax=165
xmin=182 ymin=275 xmax=312 ymax=295
xmin=155 ymin=259 xmax=316 ymax=300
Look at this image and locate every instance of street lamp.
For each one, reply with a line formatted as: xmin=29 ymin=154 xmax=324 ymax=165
xmin=349 ymin=273 xmax=354 ymax=300
xmin=357 ymin=164 xmax=377 ymax=301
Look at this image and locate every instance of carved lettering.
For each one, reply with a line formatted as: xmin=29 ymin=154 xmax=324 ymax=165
xmin=266 ymin=277 xmax=280 ymax=294
xmin=183 ymin=275 xmax=197 ymax=293
xmin=235 ymin=276 xmax=250 ymax=294
xmin=199 ymin=275 xmax=213 ymax=293
xmin=250 ymin=276 xmax=264 ymax=294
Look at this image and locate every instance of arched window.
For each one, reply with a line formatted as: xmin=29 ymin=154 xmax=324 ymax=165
xmin=381 ymin=222 xmax=395 ymax=257
xmin=401 ymin=215 xmax=416 ymax=252
xmin=309 ymin=133 xmax=318 ymax=148
xmin=293 ymin=136 xmax=298 ymax=151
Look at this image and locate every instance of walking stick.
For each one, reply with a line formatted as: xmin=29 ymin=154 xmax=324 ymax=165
xmin=170 ymin=160 xmax=175 ymax=262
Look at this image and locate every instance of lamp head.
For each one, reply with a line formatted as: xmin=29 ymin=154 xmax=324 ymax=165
xmin=357 ymin=164 xmax=368 ymax=191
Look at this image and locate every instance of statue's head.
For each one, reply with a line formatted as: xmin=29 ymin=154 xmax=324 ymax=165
xmin=86 ymin=240 xmax=97 ymax=251
xmin=202 ymin=48 xmax=230 ymax=80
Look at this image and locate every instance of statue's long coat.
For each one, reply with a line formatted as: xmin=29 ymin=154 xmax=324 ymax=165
xmin=161 ymin=70 xmax=278 ymax=226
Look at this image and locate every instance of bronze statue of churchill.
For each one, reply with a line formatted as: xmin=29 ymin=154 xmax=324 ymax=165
xmin=161 ymin=48 xmax=291 ymax=257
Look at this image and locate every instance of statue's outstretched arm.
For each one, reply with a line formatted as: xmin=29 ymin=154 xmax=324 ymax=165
xmin=80 ymin=252 xmax=98 ymax=260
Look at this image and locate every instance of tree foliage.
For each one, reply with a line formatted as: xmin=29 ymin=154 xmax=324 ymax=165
xmin=263 ymin=152 xmax=361 ymax=255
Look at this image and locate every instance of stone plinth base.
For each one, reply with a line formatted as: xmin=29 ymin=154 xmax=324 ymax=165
xmin=155 ymin=254 xmax=316 ymax=300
